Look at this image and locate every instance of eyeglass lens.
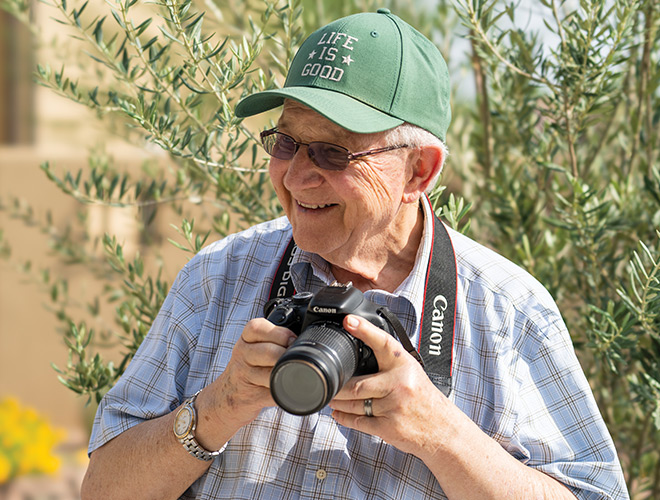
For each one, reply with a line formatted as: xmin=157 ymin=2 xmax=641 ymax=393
xmin=262 ymin=131 xmax=350 ymax=171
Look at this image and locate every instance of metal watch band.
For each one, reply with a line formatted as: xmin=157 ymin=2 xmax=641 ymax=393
xmin=180 ymin=433 xmax=221 ymax=462
xmin=176 ymin=390 xmax=223 ymax=462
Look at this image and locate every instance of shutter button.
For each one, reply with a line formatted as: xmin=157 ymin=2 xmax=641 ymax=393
xmin=316 ymin=469 xmax=327 ymax=480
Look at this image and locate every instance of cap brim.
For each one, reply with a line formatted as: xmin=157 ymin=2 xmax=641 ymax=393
xmin=235 ymin=87 xmax=403 ymax=134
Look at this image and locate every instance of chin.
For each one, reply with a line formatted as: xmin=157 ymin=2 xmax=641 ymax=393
xmin=290 ymin=228 xmax=339 ymax=257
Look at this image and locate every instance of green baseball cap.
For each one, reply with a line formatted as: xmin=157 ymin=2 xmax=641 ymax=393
xmin=235 ymin=9 xmax=451 ymax=141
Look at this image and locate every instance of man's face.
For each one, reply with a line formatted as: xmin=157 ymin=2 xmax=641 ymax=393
xmin=269 ymin=100 xmax=417 ymax=262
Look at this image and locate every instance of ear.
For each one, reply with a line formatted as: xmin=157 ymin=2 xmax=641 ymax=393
xmin=402 ymin=144 xmax=444 ymax=204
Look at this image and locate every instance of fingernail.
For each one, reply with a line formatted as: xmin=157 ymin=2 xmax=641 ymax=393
xmin=345 ymin=315 xmax=359 ymax=328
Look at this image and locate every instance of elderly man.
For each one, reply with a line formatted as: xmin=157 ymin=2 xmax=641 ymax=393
xmin=81 ymin=9 xmax=627 ymax=500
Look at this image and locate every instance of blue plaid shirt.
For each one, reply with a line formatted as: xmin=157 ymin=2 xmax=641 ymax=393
xmin=90 ymin=198 xmax=628 ymax=499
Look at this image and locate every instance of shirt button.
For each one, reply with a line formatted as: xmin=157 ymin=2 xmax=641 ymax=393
xmin=316 ymin=469 xmax=327 ymax=480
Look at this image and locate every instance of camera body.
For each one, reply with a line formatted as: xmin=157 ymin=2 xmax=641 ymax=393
xmin=265 ymin=284 xmax=394 ymax=415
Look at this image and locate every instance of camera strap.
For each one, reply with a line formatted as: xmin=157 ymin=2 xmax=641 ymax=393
xmin=268 ymin=195 xmax=457 ymax=397
xmin=417 ymin=200 xmax=456 ymax=397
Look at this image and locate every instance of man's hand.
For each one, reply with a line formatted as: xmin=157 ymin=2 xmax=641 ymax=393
xmin=194 ymin=318 xmax=296 ymax=450
xmin=329 ymin=314 xmax=578 ymax=500
xmin=329 ymin=314 xmax=451 ymax=458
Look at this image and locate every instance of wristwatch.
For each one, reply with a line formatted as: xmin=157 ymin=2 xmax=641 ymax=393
xmin=173 ymin=389 xmax=223 ymax=461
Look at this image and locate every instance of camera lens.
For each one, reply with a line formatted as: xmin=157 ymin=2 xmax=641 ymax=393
xmin=270 ymin=323 xmax=358 ymax=415
xmin=270 ymin=358 xmax=327 ymax=414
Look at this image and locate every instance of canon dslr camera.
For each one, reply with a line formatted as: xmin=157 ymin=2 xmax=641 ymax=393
xmin=264 ymin=283 xmax=397 ymax=416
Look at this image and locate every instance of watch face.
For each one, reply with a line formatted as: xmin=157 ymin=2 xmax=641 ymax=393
xmin=174 ymin=407 xmax=193 ymax=439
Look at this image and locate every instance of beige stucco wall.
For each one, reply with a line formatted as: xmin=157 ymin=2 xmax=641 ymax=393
xmin=0 ymin=145 xmax=88 ymax=432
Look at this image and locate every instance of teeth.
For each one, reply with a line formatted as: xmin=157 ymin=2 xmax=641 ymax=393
xmin=298 ymin=201 xmax=333 ymax=209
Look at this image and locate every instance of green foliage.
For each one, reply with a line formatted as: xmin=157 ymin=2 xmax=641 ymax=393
xmin=0 ymin=0 xmax=659 ymax=496
xmin=2 ymin=0 xmax=304 ymax=402
xmin=455 ymin=0 xmax=660 ymax=495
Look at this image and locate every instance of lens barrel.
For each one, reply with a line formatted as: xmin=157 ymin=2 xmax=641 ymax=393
xmin=270 ymin=323 xmax=358 ymax=415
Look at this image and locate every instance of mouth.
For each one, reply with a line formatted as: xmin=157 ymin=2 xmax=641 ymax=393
xmin=296 ymin=200 xmax=338 ymax=211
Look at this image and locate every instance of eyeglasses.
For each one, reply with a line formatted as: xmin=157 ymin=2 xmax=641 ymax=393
xmin=260 ymin=128 xmax=410 ymax=171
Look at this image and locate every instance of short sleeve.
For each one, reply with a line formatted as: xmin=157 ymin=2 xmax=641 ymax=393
xmin=88 ymin=265 xmax=201 ymax=454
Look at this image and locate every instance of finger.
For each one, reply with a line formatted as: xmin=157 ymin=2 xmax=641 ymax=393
xmin=332 ymin=372 xmax=390 ymax=401
xmin=242 ymin=318 xmax=296 ymax=347
xmin=343 ymin=315 xmax=412 ymax=370
xmin=329 ymin=397 xmax=378 ymax=417
xmin=331 ymin=408 xmax=383 ymax=436
xmin=235 ymin=339 xmax=290 ymax=369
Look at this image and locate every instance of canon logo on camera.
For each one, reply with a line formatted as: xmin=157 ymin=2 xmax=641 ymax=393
xmin=312 ymin=306 xmax=338 ymax=314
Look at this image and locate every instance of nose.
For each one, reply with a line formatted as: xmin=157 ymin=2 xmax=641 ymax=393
xmin=283 ymin=147 xmax=325 ymax=191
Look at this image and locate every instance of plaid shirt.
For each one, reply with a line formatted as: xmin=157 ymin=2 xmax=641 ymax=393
xmin=90 ymin=198 xmax=628 ymax=499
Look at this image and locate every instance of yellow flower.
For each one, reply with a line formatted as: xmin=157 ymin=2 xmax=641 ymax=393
xmin=0 ymin=451 xmax=12 ymax=484
xmin=0 ymin=396 xmax=64 ymax=482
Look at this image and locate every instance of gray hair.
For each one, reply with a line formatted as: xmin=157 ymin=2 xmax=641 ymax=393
xmin=382 ymin=123 xmax=448 ymax=193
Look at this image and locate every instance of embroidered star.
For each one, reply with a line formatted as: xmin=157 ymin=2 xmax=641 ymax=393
xmin=308 ymin=50 xmax=317 ymax=59
xmin=342 ymin=55 xmax=354 ymax=65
